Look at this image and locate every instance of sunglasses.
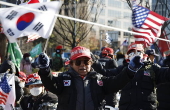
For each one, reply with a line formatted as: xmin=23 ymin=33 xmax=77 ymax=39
xmin=74 ymin=60 xmax=92 ymax=66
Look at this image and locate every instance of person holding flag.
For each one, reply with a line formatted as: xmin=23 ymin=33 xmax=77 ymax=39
xmin=0 ymin=60 xmax=22 ymax=110
xmin=97 ymin=47 xmax=118 ymax=108
xmin=107 ymin=42 xmax=170 ymax=110
xmin=20 ymin=73 xmax=58 ymax=110
xmin=35 ymin=46 xmax=137 ymax=110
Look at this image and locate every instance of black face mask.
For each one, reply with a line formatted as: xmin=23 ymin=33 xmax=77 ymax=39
xmin=56 ymin=49 xmax=61 ymax=53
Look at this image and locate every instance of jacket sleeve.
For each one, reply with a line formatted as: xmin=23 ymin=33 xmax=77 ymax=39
xmin=103 ymin=67 xmax=134 ymax=94
xmin=99 ymin=65 xmax=125 ymax=77
xmin=153 ymin=64 xmax=170 ymax=84
xmin=38 ymin=67 xmax=63 ymax=95
xmin=111 ymin=58 xmax=118 ymax=68
xmin=15 ymin=76 xmax=24 ymax=102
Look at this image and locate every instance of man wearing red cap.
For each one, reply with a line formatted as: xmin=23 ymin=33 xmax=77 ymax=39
xmin=20 ymin=73 xmax=58 ymax=110
xmin=36 ymin=46 xmax=138 ymax=110
xmin=107 ymin=43 xmax=170 ymax=110
xmin=98 ymin=47 xmax=118 ymax=108
xmin=51 ymin=45 xmax=65 ymax=71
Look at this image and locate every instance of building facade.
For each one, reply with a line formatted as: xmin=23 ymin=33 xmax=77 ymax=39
xmin=90 ymin=0 xmax=152 ymax=53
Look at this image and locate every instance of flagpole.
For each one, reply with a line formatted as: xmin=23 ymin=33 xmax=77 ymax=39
xmin=1 ymin=1 xmax=170 ymax=43
xmin=6 ymin=41 xmax=10 ymax=59
xmin=43 ymin=38 xmax=49 ymax=53
xmin=153 ymin=42 xmax=163 ymax=63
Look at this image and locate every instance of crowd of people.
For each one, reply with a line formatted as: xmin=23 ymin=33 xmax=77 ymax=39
xmin=0 ymin=44 xmax=170 ymax=110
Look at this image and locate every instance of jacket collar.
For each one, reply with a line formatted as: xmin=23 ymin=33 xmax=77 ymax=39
xmin=67 ymin=67 xmax=96 ymax=78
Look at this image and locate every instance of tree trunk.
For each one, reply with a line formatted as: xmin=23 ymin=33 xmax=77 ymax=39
xmin=0 ymin=33 xmax=7 ymax=63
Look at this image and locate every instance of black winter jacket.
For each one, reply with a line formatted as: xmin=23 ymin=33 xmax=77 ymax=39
xmin=20 ymin=91 xmax=58 ymax=110
xmin=98 ymin=57 xmax=118 ymax=69
xmin=156 ymin=82 xmax=170 ymax=110
xmin=38 ymin=67 xmax=134 ymax=110
xmin=118 ymin=62 xmax=170 ymax=110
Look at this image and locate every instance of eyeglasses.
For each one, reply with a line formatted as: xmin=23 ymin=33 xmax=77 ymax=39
xmin=74 ymin=60 xmax=92 ymax=66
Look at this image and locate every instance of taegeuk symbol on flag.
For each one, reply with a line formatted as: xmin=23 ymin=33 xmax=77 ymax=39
xmin=0 ymin=1 xmax=62 ymax=43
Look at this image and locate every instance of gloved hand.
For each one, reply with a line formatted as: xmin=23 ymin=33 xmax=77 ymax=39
xmin=128 ymin=55 xmax=143 ymax=72
xmin=92 ymin=60 xmax=104 ymax=73
xmin=31 ymin=57 xmax=39 ymax=68
xmin=36 ymin=53 xmax=50 ymax=68
xmin=90 ymin=52 xmax=97 ymax=62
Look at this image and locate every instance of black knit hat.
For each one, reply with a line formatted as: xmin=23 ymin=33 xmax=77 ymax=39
xmin=23 ymin=53 xmax=30 ymax=58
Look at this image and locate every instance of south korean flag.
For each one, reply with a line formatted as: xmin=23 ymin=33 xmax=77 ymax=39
xmin=63 ymin=80 xmax=71 ymax=86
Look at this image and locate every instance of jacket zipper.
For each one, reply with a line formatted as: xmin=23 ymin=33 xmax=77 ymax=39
xmin=83 ymin=77 xmax=85 ymax=110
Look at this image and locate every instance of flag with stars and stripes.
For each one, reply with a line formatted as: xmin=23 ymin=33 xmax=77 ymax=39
xmin=132 ymin=1 xmax=168 ymax=47
xmin=0 ymin=73 xmax=11 ymax=108
xmin=5 ymin=73 xmax=15 ymax=110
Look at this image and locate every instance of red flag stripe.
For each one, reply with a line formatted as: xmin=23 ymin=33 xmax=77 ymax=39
xmin=0 ymin=100 xmax=6 ymax=105
xmin=0 ymin=91 xmax=8 ymax=98
xmin=0 ymin=96 xmax=7 ymax=102
xmin=132 ymin=3 xmax=168 ymax=47
xmin=28 ymin=0 xmax=40 ymax=4
xmin=149 ymin=11 xmax=169 ymax=21
xmin=26 ymin=34 xmax=41 ymax=43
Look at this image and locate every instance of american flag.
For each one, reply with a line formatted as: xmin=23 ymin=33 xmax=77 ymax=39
xmin=0 ymin=73 xmax=11 ymax=106
xmin=132 ymin=1 xmax=168 ymax=47
xmin=26 ymin=34 xmax=41 ymax=43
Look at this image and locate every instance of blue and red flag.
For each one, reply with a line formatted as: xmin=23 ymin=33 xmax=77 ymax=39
xmin=0 ymin=73 xmax=11 ymax=106
xmin=0 ymin=1 xmax=62 ymax=43
xmin=132 ymin=1 xmax=168 ymax=47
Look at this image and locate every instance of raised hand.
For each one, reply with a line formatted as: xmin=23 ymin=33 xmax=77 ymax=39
xmin=37 ymin=53 xmax=50 ymax=68
xmin=128 ymin=56 xmax=143 ymax=72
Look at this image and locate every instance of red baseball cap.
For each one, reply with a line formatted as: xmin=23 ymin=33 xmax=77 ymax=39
xmin=19 ymin=71 xmax=26 ymax=81
xmin=102 ymin=47 xmax=114 ymax=55
xmin=70 ymin=46 xmax=91 ymax=60
xmin=26 ymin=73 xmax=42 ymax=85
xmin=56 ymin=45 xmax=65 ymax=50
xmin=127 ymin=43 xmax=144 ymax=54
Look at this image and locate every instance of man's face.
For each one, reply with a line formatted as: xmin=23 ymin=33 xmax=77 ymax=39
xmin=70 ymin=57 xmax=92 ymax=76
xmin=128 ymin=49 xmax=143 ymax=61
xmin=149 ymin=55 xmax=155 ymax=62
xmin=60 ymin=49 xmax=64 ymax=54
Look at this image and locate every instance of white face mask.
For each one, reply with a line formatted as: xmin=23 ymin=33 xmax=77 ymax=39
xmin=30 ymin=87 xmax=43 ymax=96
xmin=128 ymin=51 xmax=143 ymax=61
xmin=19 ymin=82 xmax=25 ymax=88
